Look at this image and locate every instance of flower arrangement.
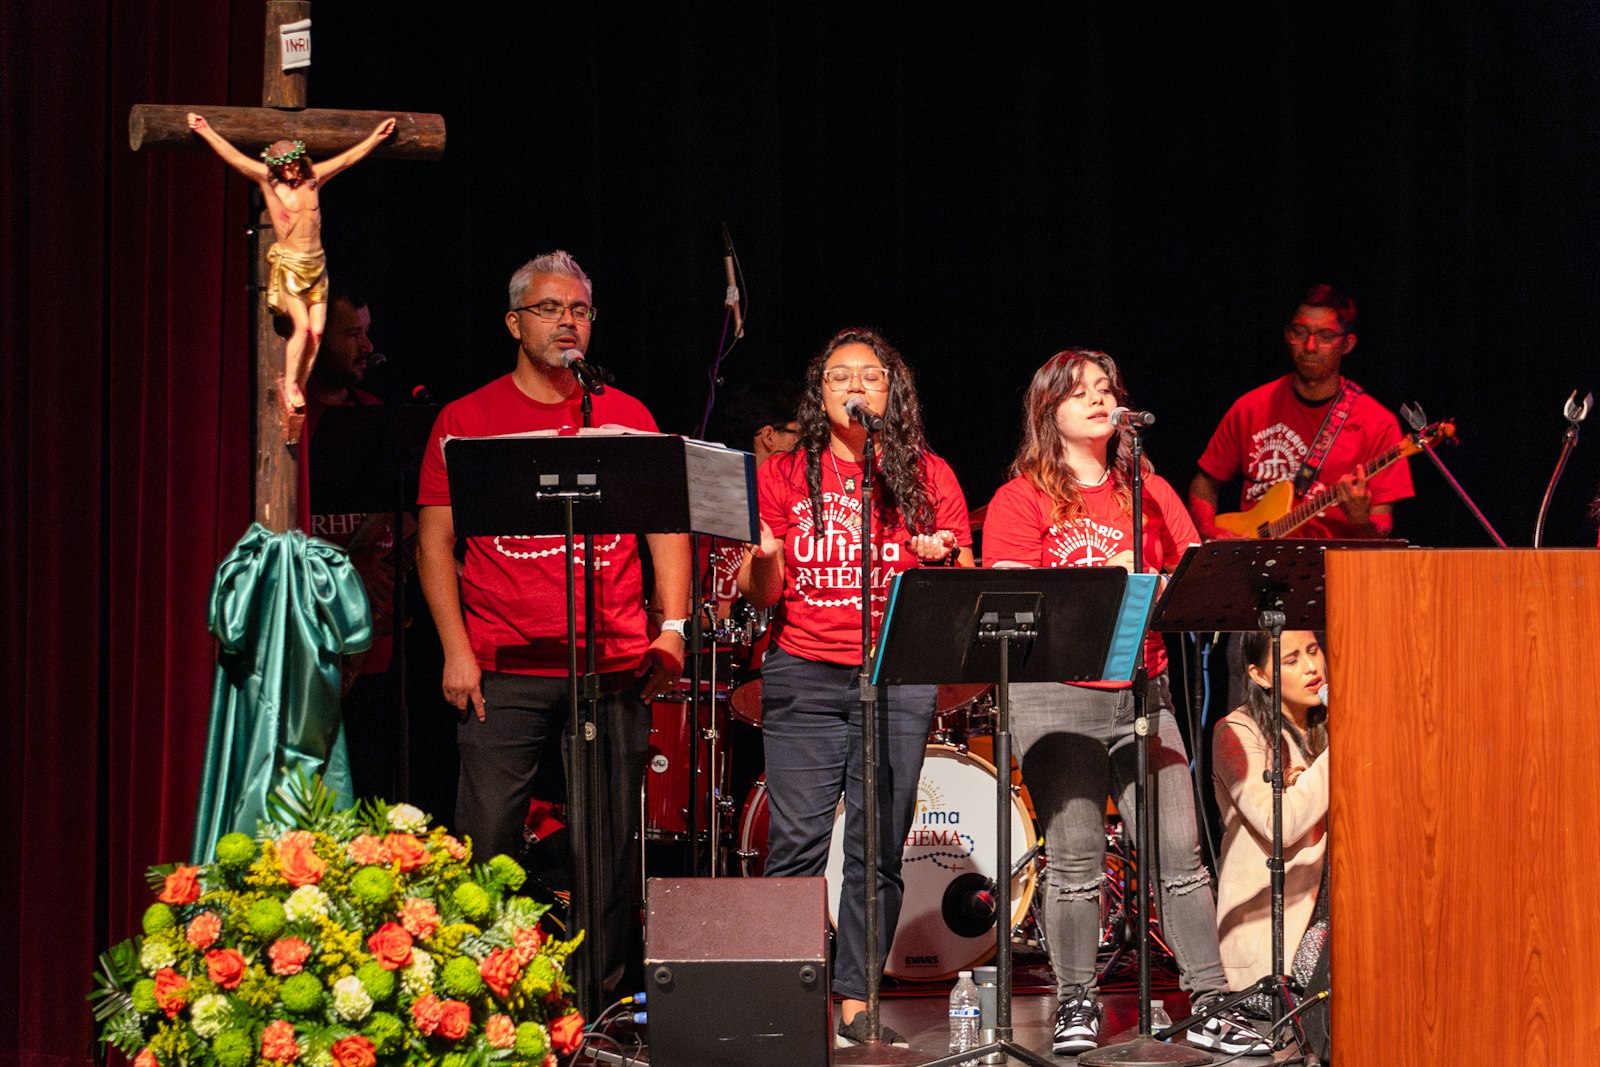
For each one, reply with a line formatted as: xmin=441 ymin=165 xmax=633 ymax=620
xmin=90 ymin=776 xmax=585 ymax=1067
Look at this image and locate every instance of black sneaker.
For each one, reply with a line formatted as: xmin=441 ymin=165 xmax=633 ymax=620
xmin=836 ymin=1013 xmax=910 ymax=1048
xmin=1187 ymin=1000 xmax=1272 ymax=1056
xmin=1052 ymin=988 xmax=1101 ymax=1056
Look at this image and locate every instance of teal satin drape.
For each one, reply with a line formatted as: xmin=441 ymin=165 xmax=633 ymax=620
xmin=190 ymin=524 xmax=373 ymax=862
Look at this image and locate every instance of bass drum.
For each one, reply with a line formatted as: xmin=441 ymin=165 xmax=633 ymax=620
xmin=735 ymin=744 xmax=1037 ymax=982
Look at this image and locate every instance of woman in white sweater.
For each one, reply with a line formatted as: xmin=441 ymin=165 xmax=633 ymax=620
xmin=1212 ymin=629 xmax=1330 ymax=1009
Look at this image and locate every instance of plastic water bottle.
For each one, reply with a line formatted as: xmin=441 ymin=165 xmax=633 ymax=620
xmin=949 ymin=970 xmax=981 ymax=1065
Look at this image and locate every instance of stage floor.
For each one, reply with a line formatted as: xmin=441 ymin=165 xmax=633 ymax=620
xmin=583 ymin=988 xmax=1291 ymax=1065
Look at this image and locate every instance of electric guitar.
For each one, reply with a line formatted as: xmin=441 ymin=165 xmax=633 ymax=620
xmin=1213 ymin=420 xmax=1456 ymax=539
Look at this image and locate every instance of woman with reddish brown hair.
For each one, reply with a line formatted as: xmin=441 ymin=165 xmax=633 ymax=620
xmin=982 ymin=349 xmax=1267 ymax=1057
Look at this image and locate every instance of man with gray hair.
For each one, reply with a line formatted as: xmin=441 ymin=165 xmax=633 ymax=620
xmin=416 ymin=250 xmax=689 ymax=987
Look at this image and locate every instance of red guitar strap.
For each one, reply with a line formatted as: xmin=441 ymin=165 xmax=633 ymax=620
xmin=1292 ymin=380 xmax=1365 ymax=496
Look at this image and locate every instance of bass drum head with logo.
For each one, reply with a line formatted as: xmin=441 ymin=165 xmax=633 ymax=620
xmin=825 ymin=745 xmax=1036 ymax=981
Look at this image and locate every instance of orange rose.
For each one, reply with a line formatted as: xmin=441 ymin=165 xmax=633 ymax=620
xmin=398 ymin=896 xmax=439 ymax=940
xmin=366 ymin=921 xmax=414 ymax=970
xmin=278 ymin=843 xmax=326 ymax=887
xmin=384 ymin=833 xmax=429 ymax=872
xmin=268 ymin=936 xmax=312 ymax=975
xmin=205 ymin=947 xmax=249 ymax=989
xmin=158 ymin=865 xmax=201 ymax=905
xmin=479 ymin=947 xmax=522 ymax=999
xmin=329 ymin=1035 xmax=376 ymax=1067
xmin=261 ymin=1019 xmax=299 ymax=1062
xmin=550 ymin=1011 xmax=585 ymax=1053
xmin=484 ymin=1014 xmax=516 ymax=1048
xmin=152 ymin=967 xmax=188 ymax=1017
xmin=438 ymin=999 xmax=472 ymax=1040
xmin=186 ymin=910 xmax=222 ymax=949
xmin=410 ymin=992 xmax=444 ymax=1036
xmin=134 ymin=1048 xmax=159 ymax=1067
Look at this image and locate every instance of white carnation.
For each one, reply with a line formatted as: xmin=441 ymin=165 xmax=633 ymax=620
xmin=139 ymin=936 xmax=177 ymax=971
xmin=283 ymin=884 xmax=331 ymax=922
xmin=401 ymin=949 xmax=436 ymax=996
xmin=332 ymin=975 xmax=374 ymax=1021
xmin=386 ymin=803 xmax=428 ymax=833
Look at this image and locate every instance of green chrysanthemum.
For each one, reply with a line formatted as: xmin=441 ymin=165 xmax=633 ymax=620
xmin=451 ymin=882 xmax=493 ymax=922
xmin=211 ymin=1029 xmax=254 ymax=1067
xmin=141 ymin=902 xmax=177 ymax=936
xmin=515 ymin=1021 xmax=549 ymax=1058
xmin=487 ymin=854 xmax=527 ymax=891
xmin=215 ymin=832 xmax=257 ymax=867
xmin=349 ymin=866 xmax=394 ymax=906
xmin=129 ymin=978 xmax=159 ymax=1015
xmin=364 ymin=1010 xmax=404 ymax=1054
xmin=440 ymin=955 xmax=484 ymax=997
xmin=245 ymin=897 xmax=287 ymax=939
xmin=355 ymin=960 xmax=395 ymax=1002
xmin=523 ymin=954 xmax=559 ymax=997
xmin=280 ymin=971 xmax=325 ymax=1014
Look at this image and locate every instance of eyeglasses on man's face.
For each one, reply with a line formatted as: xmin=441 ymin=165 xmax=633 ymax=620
xmin=1286 ymin=324 xmax=1344 ymax=345
xmin=514 ymin=300 xmax=598 ymax=323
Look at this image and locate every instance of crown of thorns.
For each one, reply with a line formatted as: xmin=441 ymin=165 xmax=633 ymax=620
xmin=260 ymin=140 xmax=308 ymax=166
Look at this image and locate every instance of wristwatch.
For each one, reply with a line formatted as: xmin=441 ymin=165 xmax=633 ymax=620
xmin=660 ymin=618 xmax=690 ymax=639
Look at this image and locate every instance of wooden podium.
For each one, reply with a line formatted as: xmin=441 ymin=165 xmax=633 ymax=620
xmin=1326 ymin=549 xmax=1600 ymax=1066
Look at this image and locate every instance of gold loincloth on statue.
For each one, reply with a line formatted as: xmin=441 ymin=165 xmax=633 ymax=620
xmin=265 ymin=244 xmax=329 ymax=315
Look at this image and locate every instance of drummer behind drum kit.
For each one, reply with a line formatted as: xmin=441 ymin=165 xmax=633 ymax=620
xmin=644 ymin=615 xmax=1175 ymax=984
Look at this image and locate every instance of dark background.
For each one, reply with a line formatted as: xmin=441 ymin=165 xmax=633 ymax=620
xmin=312 ymin=3 xmax=1599 ymax=547
xmin=5 ymin=4 xmax=1599 ymax=1065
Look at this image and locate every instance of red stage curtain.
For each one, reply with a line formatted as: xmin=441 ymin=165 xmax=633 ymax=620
xmin=1 ymin=4 xmax=256 ymax=1065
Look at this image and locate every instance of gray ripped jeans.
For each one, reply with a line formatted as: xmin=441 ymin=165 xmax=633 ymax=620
xmin=1010 ymin=671 xmax=1228 ymax=1002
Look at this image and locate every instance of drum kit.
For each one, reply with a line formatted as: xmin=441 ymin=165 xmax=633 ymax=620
xmin=642 ymin=604 xmax=1172 ymax=983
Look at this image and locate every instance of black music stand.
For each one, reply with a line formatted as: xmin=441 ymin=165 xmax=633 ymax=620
xmin=868 ymin=566 xmax=1159 ymax=1067
xmin=307 ymin=404 xmax=439 ymax=799
xmin=445 ymin=431 xmax=755 ymax=1016
xmin=1147 ymin=539 xmax=1404 ymax=1065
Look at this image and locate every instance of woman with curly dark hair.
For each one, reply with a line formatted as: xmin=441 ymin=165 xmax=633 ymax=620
xmin=738 ymin=327 xmax=973 ymax=1047
xmin=982 ymin=349 xmax=1266 ymax=1056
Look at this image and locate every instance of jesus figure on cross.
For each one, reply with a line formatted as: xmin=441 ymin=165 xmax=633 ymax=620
xmin=187 ymin=112 xmax=394 ymax=433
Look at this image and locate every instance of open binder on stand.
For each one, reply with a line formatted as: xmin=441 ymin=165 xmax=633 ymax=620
xmin=868 ymin=566 xmax=1159 ymax=1067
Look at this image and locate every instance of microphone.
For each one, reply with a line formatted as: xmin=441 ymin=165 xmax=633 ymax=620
xmin=1110 ymin=406 xmax=1156 ymax=428
xmin=562 ymin=350 xmax=609 ymax=395
xmin=1317 ymin=683 xmax=1330 ymax=708
xmin=844 ymin=395 xmax=884 ymax=433
xmin=721 ymin=222 xmax=744 ymax=339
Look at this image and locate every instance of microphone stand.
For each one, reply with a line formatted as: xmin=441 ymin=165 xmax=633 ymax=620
xmin=1083 ymin=421 xmax=1210 ymax=1067
xmin=1534 ymin=391 xmax=1593 ymax=547
xmin=564 ymin=382 xmax=606 ymax=1016
xmin=834 ymin=425 xmax=921 ymax=1066
xmin=1398 ymin=402 xmax=1507 ymax=547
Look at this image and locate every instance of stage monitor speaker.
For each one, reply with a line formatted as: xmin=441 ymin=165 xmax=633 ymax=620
xmin=645 ymin=876 xmax=831 ymax=1067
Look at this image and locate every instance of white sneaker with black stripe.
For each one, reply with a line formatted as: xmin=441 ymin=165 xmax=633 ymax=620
xmin=1187 ymin=1001 xmax=1272 ymax=1056
xmin=1052 ymin=988 xmax=1101 ymax=1056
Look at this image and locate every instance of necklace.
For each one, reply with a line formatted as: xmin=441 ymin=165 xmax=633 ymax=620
xmin=827 ymin=449 xmax=859 ymax=495
xmin=1079 ymin=466 xmax=1110 ymax=488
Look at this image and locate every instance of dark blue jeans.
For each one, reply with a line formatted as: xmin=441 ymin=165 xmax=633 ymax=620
xmin=759 ymin=646 xmax=936 ymax=1001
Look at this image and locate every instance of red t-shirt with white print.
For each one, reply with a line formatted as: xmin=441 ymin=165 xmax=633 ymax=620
xmin=1196 ymin=375 xmax=1413 ymax=538
xmin=981 ymin=472 xmax=1198 ymax=679
xmin=760 ymin=448 xmax=972 ymax=666
xmin=416 ymin=374 xmax=658 ymax=676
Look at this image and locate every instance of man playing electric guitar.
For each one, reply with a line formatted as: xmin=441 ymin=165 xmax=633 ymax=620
xmin=1188 ymin=284 xmax=1415 ymax=541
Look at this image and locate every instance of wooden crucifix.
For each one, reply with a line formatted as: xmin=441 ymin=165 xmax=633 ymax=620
xmin=128 ymin=1 xmax=445 ymax=533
